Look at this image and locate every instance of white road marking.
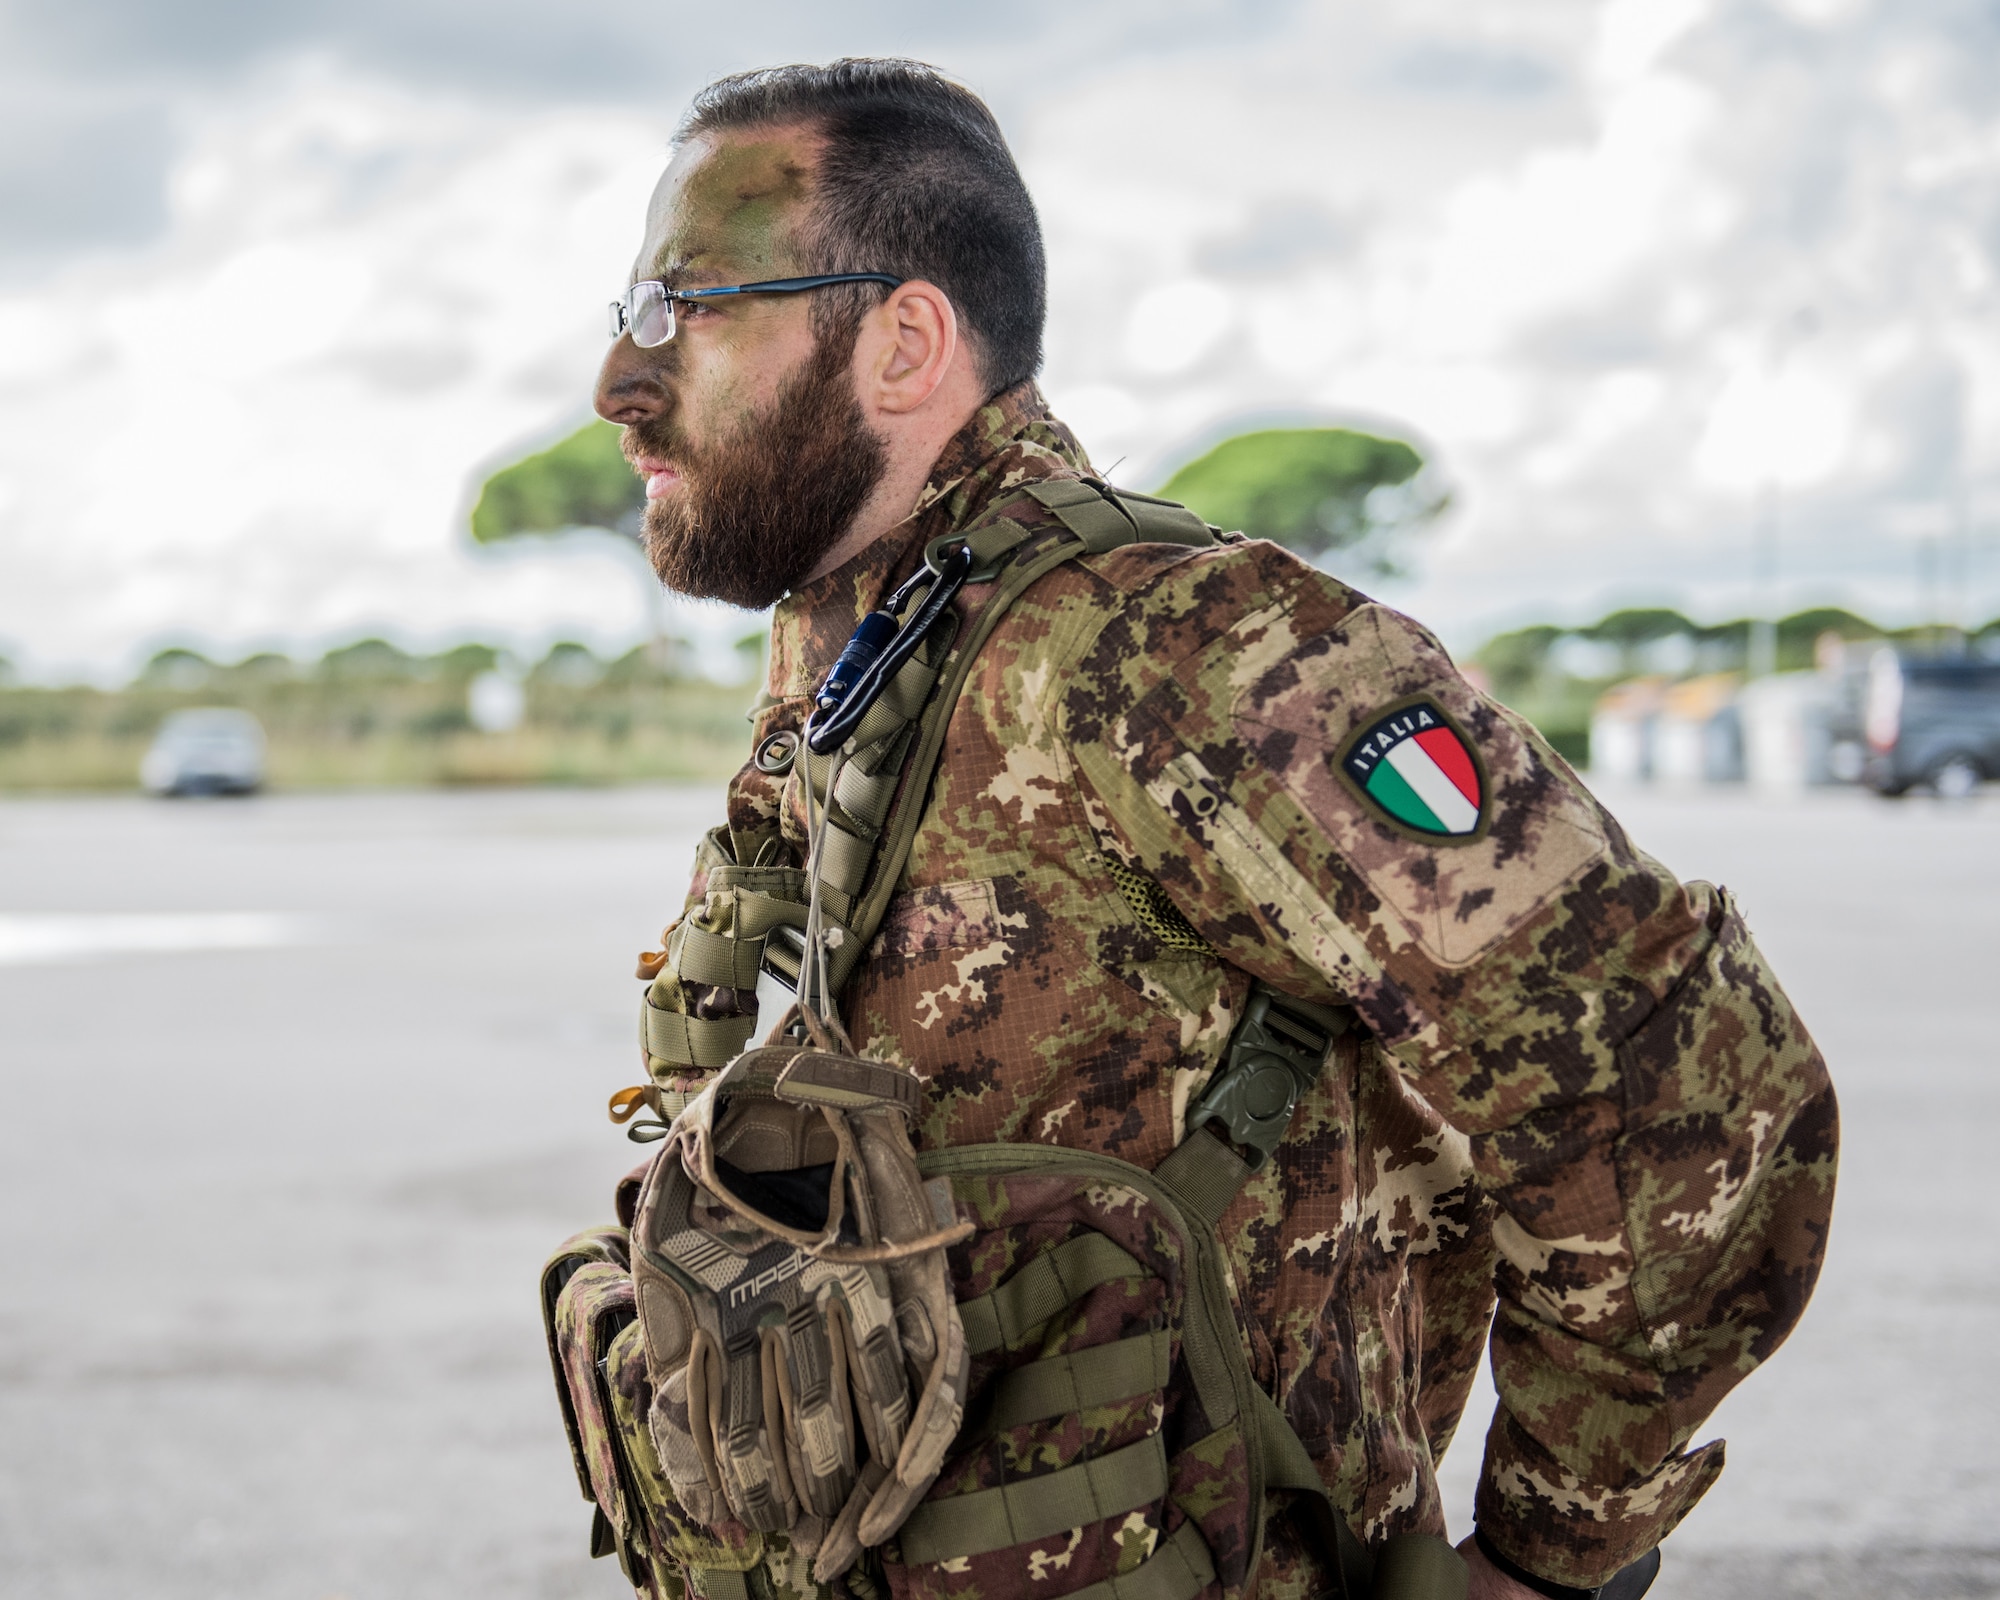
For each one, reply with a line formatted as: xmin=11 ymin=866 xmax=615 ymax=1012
xmin=0 ymin=913 xmax=317 ymax=967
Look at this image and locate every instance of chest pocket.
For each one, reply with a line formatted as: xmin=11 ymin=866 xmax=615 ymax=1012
xmin=874 ymin=878 xmax=1014 ymax=960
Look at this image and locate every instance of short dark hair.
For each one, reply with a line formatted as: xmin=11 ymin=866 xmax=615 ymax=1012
xmin=680 ymin=59 xmax=1046 ymax=393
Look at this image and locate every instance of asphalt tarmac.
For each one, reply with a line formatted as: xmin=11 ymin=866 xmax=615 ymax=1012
xmin=0 ymin=782 xmax=1994 ymax=1599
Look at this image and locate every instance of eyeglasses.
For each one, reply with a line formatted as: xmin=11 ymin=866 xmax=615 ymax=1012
xmin=607 ymin=273 xmax=905 ymax=348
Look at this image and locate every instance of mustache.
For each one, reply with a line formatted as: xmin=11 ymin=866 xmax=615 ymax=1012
xmin=621 ymin=419 xmax=687 ymax=470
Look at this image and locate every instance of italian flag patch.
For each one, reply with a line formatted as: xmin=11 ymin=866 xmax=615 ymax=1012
xmin=1338 ymin=699 xmax=1486 ymax=840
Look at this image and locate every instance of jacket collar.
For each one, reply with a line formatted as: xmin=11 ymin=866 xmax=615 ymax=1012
xmin=766 ymin=381 xmax=1092 ymax=700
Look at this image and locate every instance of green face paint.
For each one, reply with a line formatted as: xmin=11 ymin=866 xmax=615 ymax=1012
xmin=636 ymin=130 xmax=817 ymax=291
xmin=617 ymin=127 xmax=833 ymax=461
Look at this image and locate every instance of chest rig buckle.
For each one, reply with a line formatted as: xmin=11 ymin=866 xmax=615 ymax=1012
xmin=1185 ymin=989 xmax=1352 ymax=1168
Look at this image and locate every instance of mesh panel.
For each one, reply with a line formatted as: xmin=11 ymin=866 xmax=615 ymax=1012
xmin=1101 ymin=857 xmax=1214 ymax=954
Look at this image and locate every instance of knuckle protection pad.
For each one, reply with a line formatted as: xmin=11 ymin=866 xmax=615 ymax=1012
xmin=628 ymin=1046 xmax=972 ymax=1577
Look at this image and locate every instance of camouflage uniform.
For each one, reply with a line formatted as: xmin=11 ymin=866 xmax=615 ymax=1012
xmin=649 ymin=382 xmax=1838 ymax=1593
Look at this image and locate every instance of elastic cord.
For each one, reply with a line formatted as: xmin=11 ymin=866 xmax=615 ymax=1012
xmin=1473 ymin=1530 xmax=1660 ymax=1600
xmin=805 ymin=543 xmax=973 ymax=756
xmin=1474 ymin=1532 xmax=1598 ymax=1600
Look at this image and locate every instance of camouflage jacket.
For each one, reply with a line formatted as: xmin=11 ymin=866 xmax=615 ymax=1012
xmin=647 ymin=383 xmax=1838 ymax=1593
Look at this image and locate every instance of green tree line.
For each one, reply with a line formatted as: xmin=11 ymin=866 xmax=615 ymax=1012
xmin=469 ymin=418 xmax=1450 ymax=574
xmin=1474 ymin=606 xmax=2000 ymax=765
xmin=0 ymin=638 xmax=759 ymax=792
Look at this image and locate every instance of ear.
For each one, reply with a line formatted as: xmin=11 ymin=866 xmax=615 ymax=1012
xmin=859 ymin=279 xmax=960 ymax=416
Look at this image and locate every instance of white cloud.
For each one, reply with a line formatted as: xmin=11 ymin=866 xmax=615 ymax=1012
xmin=1695 ymin=356 xmax=1858 ymax=491
xmin=0 ymin=66 xmax=674 ymax=675
xmin=3 ymin=1 xmax=2000 ymax=676
xmin=1123 ymin=278 xmax=1233 ymax=375
xmin=1771 ymin=0 xmax=1865 ymax=22
xmin=1592 ymin=0 xmax=1711 ymax=89
xmin=1523 ymin=368 xmax=1667 ymax=486
xmin=1042 ymin=382 xmax=1144 ymax=461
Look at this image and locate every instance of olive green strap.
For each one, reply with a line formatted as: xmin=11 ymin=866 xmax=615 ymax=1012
xmin=642 ymin=1004 xmax=758 ymax=1071
xmin=956 ymin=517 xmax=1037 ymax=568
xmin=845 ymin=529 xmax=1108 ymax=956
xmin=731 ymin=892 xmax=810 ymax=941
xmin=975 ymin=1326 xmax=1174 ymax=1432
xmin=955 ymin=1232 xmax=1146 ymax=1356
xmin=1022 ymin=480 xmax=1217 ymax=553
xmin=832 ymin=756 xmax=904 ymax=833
xmin=1055 ymin=1517 xmax=1215 ymax=1600
xmin=674 ymin=925 xmax=767 ymax=991
xmin=895 ymin=1433 xmax=1168 ymax=1562
xmin=1152 ymin=1127 xmax=1256 ymax=1229
xmin=1110 ymin=489 xmax=1221 ymax=547
xmin=1247 ymin=1383 xmax=1435 ymax=1600
xmin=1022 ymin=478 xmax=1139 ymax=552
xmin=814 ymin=821 xmax=876 ymax=897
xmin=1371 ymin=1535 xmax=1471 ymax=1600
xmin=691 ymin=1567 xmax=751 ymax=1600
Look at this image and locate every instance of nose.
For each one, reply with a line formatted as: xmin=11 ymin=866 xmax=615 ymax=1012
xmin=594 ymin=335 xmax=670 ymax=425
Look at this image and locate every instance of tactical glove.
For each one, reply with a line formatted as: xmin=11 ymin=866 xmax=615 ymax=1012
xmin=632 ymin=1042 xmax=973 ymax=1583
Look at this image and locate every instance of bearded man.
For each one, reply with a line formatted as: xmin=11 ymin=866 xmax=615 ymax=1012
xmin=570 ymin=57 xmax=1837 ymax=1600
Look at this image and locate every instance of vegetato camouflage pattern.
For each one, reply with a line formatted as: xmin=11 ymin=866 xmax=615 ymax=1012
xmin=641 ymin=382 xmax=1837 ymax=1592
xmin=884 ymin=1166 xmax=1238 ymax=1600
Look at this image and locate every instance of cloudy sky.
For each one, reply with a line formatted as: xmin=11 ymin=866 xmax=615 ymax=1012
xmin=2 ymin=0 xmax=1997 ymax=679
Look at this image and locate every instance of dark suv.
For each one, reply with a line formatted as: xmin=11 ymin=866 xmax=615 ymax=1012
xmin=1864 ymin=650 xmax=2000 ymax=797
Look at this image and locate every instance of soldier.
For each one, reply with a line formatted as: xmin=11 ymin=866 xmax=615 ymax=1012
xmin=583 ymin=57 xmax=1837 ymax=1600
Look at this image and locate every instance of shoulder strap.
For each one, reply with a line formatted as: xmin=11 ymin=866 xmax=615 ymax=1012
xmin=641 ymin=475 xmax=1228 ymax=1082
xmin=1151 ymin=992 xmax=1470 ymax=1600
xmin=1153 ymin=988 xmax=1350 ymax=1221
xmin=1020 ymin=478 xmax=1220 ymax=554
xmin=828 ymin=476 xmax=1224 ymax=966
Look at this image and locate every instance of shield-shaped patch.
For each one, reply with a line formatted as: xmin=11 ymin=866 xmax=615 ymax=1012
xmin=1337 ymin=697 xmax=1487 ymax=842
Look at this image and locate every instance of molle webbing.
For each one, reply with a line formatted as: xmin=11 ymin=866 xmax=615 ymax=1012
xmin=643 ymin=1006 xmax=757 ymax=1073
xmin=970 ymin=1327 xmax=1175 ymax=1434
xmin=1048 ymin=1520 xmax=1216 ymax=1600
xmin=689 ymin=1568 xmax=750 ymax=1600
xmin=880 ymin=1163 xmax=1222 ymax=1600
xmin=672 ymin=925 xmax=767 ymax=990
xmin=640 ymin=478 xmax=1225 ymax=1079
xmin=955 ymin=1232 xmax=1147 ymax=1355
xmin=894 ymin=1433 xmax=1168 ymax=1562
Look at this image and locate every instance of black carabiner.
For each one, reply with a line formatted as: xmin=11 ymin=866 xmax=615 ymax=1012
xmin=804 ymin=543 xmax=975 ymax=755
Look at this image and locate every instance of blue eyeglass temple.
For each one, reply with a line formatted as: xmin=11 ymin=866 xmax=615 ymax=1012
xmin=677 ymin=273 xmax=903 ymax=301
xmin=610 ymin=272 xmax=903 ymax=336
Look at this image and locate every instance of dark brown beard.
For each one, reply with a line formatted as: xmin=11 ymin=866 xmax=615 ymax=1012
xmin=629 ymin=333 xmax=888 ymax=608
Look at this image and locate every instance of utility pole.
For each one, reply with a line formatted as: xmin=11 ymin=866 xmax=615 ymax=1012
xmin=1948 ymin=475 xmax=1971 ymax=656
xmin=1748 ymin=308 xmax=1818 ymax=679
xmin=1750 ymin=482 xmax=1780 ymax=678
xmin=1918 ymin=534 xmax=1941 ymax=655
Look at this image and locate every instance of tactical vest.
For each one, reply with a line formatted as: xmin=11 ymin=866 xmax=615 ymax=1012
xmin=540 ymin=477 xmax=1469 ymax=1600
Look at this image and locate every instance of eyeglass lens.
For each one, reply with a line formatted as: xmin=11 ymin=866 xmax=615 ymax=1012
xmin=627 ymin=282 xmax=675 ymax=348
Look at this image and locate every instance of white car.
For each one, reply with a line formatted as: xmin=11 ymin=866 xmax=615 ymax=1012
xmin=141 ymin=708 xmax=267 ymax=796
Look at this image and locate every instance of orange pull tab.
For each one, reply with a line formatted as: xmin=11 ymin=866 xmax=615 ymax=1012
xmin=636 ymin=918 xmax=682 ymax=980
xmin=608 ymin=1085 xmax=654 ymax=1124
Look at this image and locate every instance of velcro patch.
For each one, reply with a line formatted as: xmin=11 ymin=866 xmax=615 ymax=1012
xmin=1337 ymin=698 xmax=1487 ymax=843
